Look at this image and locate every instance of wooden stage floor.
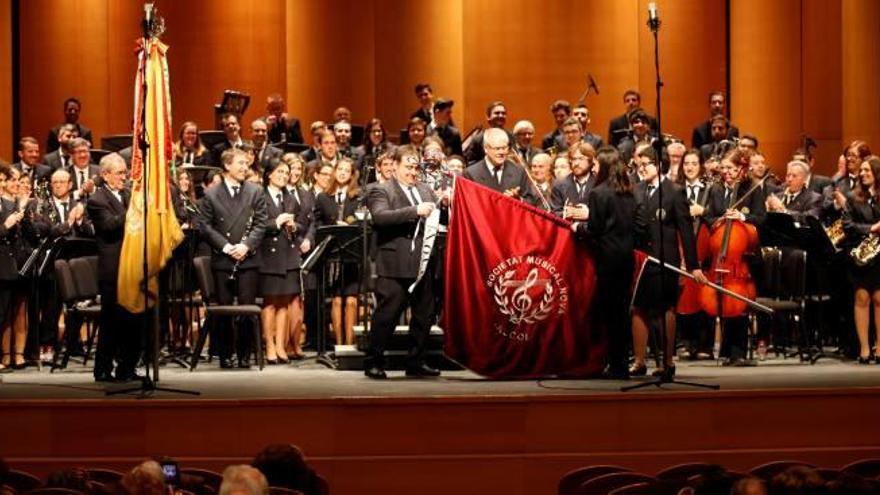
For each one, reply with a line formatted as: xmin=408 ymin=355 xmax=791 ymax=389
xmin=2 ymin=355 xmax=880 ymax=495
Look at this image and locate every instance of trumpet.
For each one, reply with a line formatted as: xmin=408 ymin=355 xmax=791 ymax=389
xmin=851 ymin=233 xmax=880 ymax=266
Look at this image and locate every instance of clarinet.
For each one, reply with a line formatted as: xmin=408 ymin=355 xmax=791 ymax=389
xmin=228 ymin=211 xmax=255 ymax=283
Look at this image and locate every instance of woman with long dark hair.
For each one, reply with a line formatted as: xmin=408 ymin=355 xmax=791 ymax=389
xmin=571 ymin=146 xmax=635 ymax=378
xmin=259 ymin=159 xmax=303 ymax=364
xmin=844 ymin=156 xmax=880 ymax=364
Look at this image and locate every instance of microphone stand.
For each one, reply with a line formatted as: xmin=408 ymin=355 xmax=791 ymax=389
xmin=622 ymin=4 xmax=718 ymax=392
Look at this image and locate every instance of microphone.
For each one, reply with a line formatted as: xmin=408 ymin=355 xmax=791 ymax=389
xmin=647 ymin=2 xmax=661 ymax=31
xmin=588 ymin=74 xmax=600 ymax=96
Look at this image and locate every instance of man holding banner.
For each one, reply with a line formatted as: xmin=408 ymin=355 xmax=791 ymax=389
xmin=364 ymin=145 xmax=445 ymax=379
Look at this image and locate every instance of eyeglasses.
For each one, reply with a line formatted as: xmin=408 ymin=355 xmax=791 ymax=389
xmin=486 ymin=145 xmax=509 ymax=152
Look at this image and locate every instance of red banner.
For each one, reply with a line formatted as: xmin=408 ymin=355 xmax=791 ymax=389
xmin=442 ymin=178 xmax=604 ymax=378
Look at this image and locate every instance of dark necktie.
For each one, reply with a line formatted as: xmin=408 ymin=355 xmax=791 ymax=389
xmin=276 ymin=193 xmax=282 ymax=209
xmin=231 ymin=185 xmax=240 ymax=199
xmin=688 ymin=185 xmax=697 ymax=203
xmin=494 ymin=167 xmax=503 ymax=185
xmin=647 ymin=185 xmax=656 ymax=198
xmin=61 ymin=201 xmax=69 ymax=221
xmin=336 ymin=191 xmax=343 ymax=206
xmin=783 ymin=193 xmax=793 ymax=206
xmin=850 ymin=177 xmax=856 ymax=190
xmin=79 ymin=171 xmax=86 ymax=190
xmin=186 ymin=152 xmax=193 ymax=164
xmin=408 ymin=186 xmax=420 ymax=206
xmin=576 ymin=182 xmax=585 ymax=199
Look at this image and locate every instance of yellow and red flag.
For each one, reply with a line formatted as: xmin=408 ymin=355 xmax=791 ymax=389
xmin=118 ymin=38 xmax=183 ymax=313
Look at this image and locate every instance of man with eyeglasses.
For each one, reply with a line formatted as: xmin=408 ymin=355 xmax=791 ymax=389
xmin=66 ymin=138 xmax=101 ymax=201
xmin=463 ymin=128 xmax=537 ymax=205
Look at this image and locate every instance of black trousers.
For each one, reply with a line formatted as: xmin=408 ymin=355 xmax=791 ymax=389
xmin=95 ymin=282 xmax=142 ymax=377
xmin=595 ymin=273 xmax=632 ymax=374
xmin=678 ymin=312 xmax=713 ymax=354
xmin=720 ymin=315 xmax=749 ymax=360
xmin=213 ymin=268 xmax=259 ymax=360
xmin=367 ymin=275 xmax=435 ymax=368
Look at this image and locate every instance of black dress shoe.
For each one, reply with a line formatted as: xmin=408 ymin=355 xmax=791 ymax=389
xmin=601 ymin=368 xmax=630 ymax=380
xmin=364 ymin=366 xmax=387 ymax=379
xmin=116 ymin=371 xmax=144 ymax=382
xmin=266 ymin=359 xmax=278 ymax=366
xmin=219 ymin=357 xmax=235 ymax=369
xmin=405 ymin=363 xmax=441 ymax=377
xmin=238 ymin=358 xmax=251 ymax=369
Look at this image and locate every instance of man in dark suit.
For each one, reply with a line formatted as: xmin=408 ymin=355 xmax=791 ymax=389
xmin=265 ymin=93 xmax=304 ymax=145
xmin=699 ymin=115 xmax=737 ymax=162
xmin=299 ymin=121 xmax=327 ymax=164
xmin=13 ymin=137 xmax=51 ymax=183
xmin=463 ymin=101 xmax=510 ymax=164
xmin=86 ymin=153 xmax=139 ymax=382
xmin=529 ymin=153 xmax=554 ymax=208
xmin=46 ymin=97 xmax=93 ymax=153
xmin=305 ymin=130 xmax=340 ymax=179
xmin=511 ymin=120 xmax=541 ymax=165
xmin=43 ymin=124 xmax=78 ymax=171
xmin=608 ymin=90 xmax=657 ymax=148
xmin=427 ymin=98 xmax=462 ymax=156
xmin=617 ymin=109 xmax=657 ymax=164
xmin=364 ymin=145 xmax=444 ymax=379
xmin=198 ymin=148 xmax=267 ymax=369
xmin=571 ymin=104 xmax=605 ymax=150
xmin=463 ymin=127 xmax=538 ymax=206
xmin=554 ymin=117 xmax=603 ymax=155
xmin=66 ymin=138 xmax=102 ymax=202
xmin=250 ymin=119 xmax=283 ymax=171
xmin=541 ymin=99 xmax=571 ymax=150
xmin=211 ymin=113 xmax=245 ymax=166
xmin=411 ymin=83 xmax=435 ymax=126
xmin=765 ymin=160 xmax=823 ymax=224
xmin=631 ymin=147 xmax=706 ymax=378
xmin=550 ymin=141 xmax=596 ymax=217
xmin=334 ymin=121 xmax=364 ymax=164
xmin=692 ymin=91 xmax=739 ymax=150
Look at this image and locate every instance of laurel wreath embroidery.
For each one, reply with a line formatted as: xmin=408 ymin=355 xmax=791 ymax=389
xmin=493 ymin=271 xmax=555 ymax=325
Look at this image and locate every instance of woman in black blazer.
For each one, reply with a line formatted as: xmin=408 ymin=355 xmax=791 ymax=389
xmin=259 ymin=159 xmax=302 ymax=364
xmin=843 ymin=156 xmax=880 ymax=364
xmin=0 ymin=165 xmax=27 ymax=371
xmin=283 ymin=153 xmax=314 ymax=358
xmin=314 ymin=157 xmax=362 ymax=346
xmin=572 ymin=147 xmax=636 ymax=379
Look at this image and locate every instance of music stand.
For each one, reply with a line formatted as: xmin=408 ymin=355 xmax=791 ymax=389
xmin=310 ymin=225 xmax=370 ymax=368
xmin=161 ymin=227 xmax=200 ymax=368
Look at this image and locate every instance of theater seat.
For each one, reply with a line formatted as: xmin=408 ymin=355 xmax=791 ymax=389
xmin=558 ymin=465 xmax=631 ymax=495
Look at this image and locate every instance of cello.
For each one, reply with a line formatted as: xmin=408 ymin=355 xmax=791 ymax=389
xmin=699 ymin=167 xmax=765 ymax=318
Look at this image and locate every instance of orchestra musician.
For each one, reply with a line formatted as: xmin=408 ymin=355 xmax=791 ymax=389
xmin=173 ymin=121 xmax=211 ymax=166
xmin=843 ymin=156 xmax=880 ymax=364
xmin=259 ymin=159 xmax=303 ymax=364
xmin=631 ymin=147 xmax=706 ymax=378
xmin=570 ymin=147 xmax=636 ymax=379
xmin=198 ymin=148 xmax=268 ymax=369
xmin=542 ymin=100 xmax=571 ymax=150
xmin=364 ymin=145 xmax=445 ymax=379
xmin=0 ymin=165 xmax=27 ymax=372
xmin=550 ymin=142 xmax=596 ymax=218
xmin=765 ymin=160 xmax=823 ymax=224
xmin=13 ymin=137 xmax=51 ymax=183
xmin=463 ymin=127 xmax=538 ymax=206
xmin=282 ymin=153 xmax=314 ymax=357
xmin=314 ymin=157 xmax=362 ymax=346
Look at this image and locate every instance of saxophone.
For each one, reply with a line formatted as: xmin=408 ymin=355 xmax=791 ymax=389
xmin=825 ymin=218 xmax=846 ymax=250
xmin=851 ymin=233 xmax=880 ymax=266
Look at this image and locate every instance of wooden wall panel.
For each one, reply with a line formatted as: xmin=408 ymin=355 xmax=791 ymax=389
xmin=637 ymin=0 xmax=727 ymax=145
xmin=461 ymin=0 xmax=641 ymax=141
xmin=842 ymin=0 xmax=880 ymax=157
xmin=0 ymin=0 xmax=12 ymax=162
xmin=801 ymin=0 xmax=843 ymax=176
xmin=285 ymin=0 xmax=376 ymax=133
xmin=160 ymin=0 xmax=287 ymax=133
xmin=730 ymin=0 xmax=803 ymax=173
xmin=373 ymin=0 xmax=465 ymax=137
xmin=18 ymin=0 xmax=111 ymax=151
